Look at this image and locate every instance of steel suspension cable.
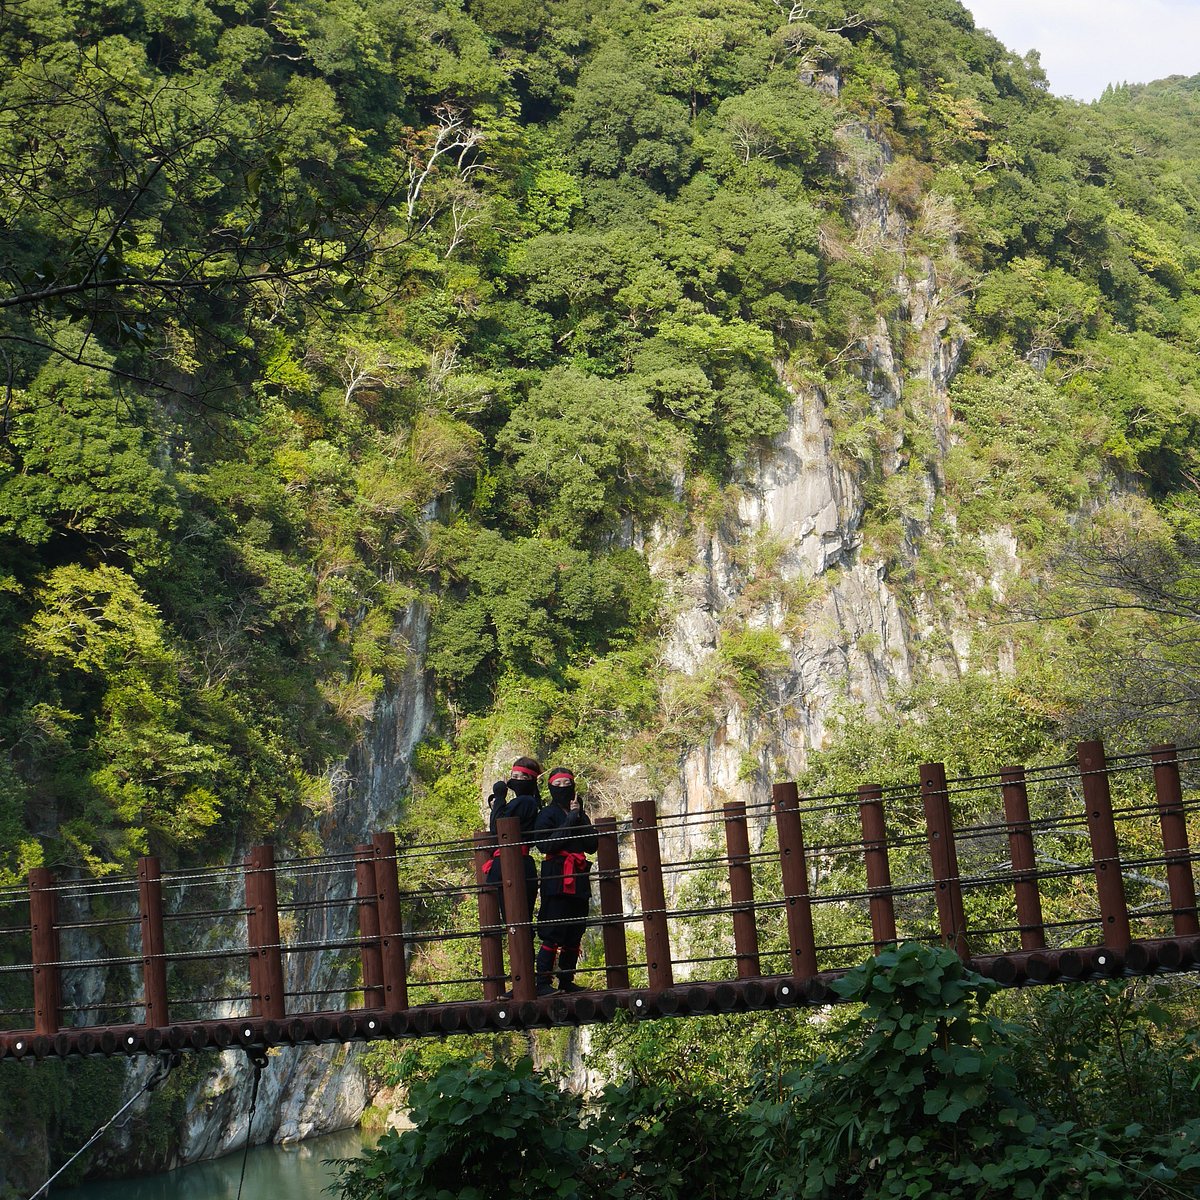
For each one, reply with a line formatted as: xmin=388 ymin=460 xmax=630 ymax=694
xmin=234 ymin=1051 xmax=268 ymax=1200
xmin=24 ymin=1052 xmax=176 ymax=1200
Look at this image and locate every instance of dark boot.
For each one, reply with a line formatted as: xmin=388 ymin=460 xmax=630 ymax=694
xmin=536 ymin=944 xmax=558 ymax=996
xmin=557 ymin=945 xmax=583 ymax=993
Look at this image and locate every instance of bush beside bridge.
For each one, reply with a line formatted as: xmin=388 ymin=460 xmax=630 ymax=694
xmin=337 ymin=944 xmax=1200 ymax=1200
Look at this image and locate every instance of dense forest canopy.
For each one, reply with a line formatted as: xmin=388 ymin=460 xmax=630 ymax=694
xmin=1 ymin=0 xmax=1200 ymax=887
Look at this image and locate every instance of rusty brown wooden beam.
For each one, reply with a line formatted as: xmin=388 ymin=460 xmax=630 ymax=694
xmin=138 ymin=857 xmax=169 ymax=1028
xmin=355 ymin=845 xmax=385 ymax=1009
xmin=29 ymin=868 xmax=60 ymax=1038
xmin=249 ymin=845 xmax=286 ymax=1021
xmin=473 ymin=830 xmax=505 ymax=1001
xmin=1078 ymin=740 xmax=1133 ymax=950
xmin=595 ymin=816 xmax=630 ymax=991
xmin=724 ymin=801 xmax=761 ymax=979
xmin=921 ymin=762 xmax=969 ymax=960
xmin=1152 ymin=744 xmax=1200 ymax=936
xmin=244 ymin=850 xmax=264 ymax=1017
xmin=372 ymin=832 xmax=409 ymax=1012
xmin=632 ymin=801 xmax=673 ymax=994
xmin=1000 ymin=766 xmax=1046 ymax=951
xmin=496 ymin=816 xmax=535 ymax=1002
xmin=773 ymin=782 xmax=818 ymax=980
xmin=857 ymin=784 xmax=896 ymax=950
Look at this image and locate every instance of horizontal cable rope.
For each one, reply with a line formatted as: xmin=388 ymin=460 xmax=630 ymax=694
xmin=163 ymin=906 xmax=248 ymax=922
xmin=0 ymin=752 xmax=1167 ymax=907
xmin=172 ymin=994 xmax=254 ymax=1008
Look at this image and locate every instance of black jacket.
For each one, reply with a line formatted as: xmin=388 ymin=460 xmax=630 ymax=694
xmin=485 ymin=779 xmax=541 ymax=890
xmin=533 ymin=801 xmax=598 ymax=899
xmin=489 ymin=779 xmax=541 ymax=837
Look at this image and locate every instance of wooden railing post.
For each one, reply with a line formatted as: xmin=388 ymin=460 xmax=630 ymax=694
xmin=1000 ymin=767 xmax=1046 ymax=951
xmin=773 ymin=782 xmax=818 ymax=981
xmin=920 ymin=763 xmax=969 ymax=960
xmin=249 ymin=845 xmax=286 ymax=1021
xmin=245 ymin=851 xmax=263 ymax=1015
xmin=371 ymin=832 xmax=409 ymax=1012
xmin=595 ymin=817 xmax=630 ymax=991
xmin=355 ymin=845 xmax=385 ymax=1009
xmin=631 ymin=801 xmax=673 ymax=994
xmin=473 ymin=830 xmax=505 ymax=1001
xmin=1077 ymin=741 xmax=1132 ymax=949
xmin=496 ymin=816 xmax=536 ymax=1002
xmin=723 ymin=802 xmax=761 ymax=978
xmin=857 ymin=785 xmax=897 ymax=950
xmin=29 ymin=868 xmax=60 ymax=1037
xmin=137 ymin=856 xmax=169 ymax=1027
xmin=1151 ymin=744 xmax=1199 ymax=936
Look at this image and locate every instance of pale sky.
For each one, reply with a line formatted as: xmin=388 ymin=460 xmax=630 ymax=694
xmin=965 ymin=0 xmax=1200 ymax=101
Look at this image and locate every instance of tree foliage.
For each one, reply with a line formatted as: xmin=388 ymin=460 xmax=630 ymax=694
xmin=2 ymin=0 xmax=1200 ymax=915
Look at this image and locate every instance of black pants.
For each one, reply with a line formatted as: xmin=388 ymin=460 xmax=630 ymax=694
xmin=536 ymin=893 xmax=588 ymax=950
xmin=485 ymin=856 xmax=537 ymax=925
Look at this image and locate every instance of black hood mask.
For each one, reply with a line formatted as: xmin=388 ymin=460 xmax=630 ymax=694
xmin=547 ymin=768 xmax=575 ymax=807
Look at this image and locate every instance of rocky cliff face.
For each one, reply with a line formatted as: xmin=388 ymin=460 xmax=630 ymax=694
xmin=649 ymin=126 xmax=975 ymax=867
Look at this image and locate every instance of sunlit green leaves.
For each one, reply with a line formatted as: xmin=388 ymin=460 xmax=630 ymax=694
xmin=0 ymin=361 xmax=179 ymax=564
xmin=495 ymin=367 xmax=684 ymax=538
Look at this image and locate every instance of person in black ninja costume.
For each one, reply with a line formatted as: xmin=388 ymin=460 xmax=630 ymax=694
xmin=485 ymin=756 xmax=542 ymax=928
xmin=532 ymin=767 xmax=598 ymax=995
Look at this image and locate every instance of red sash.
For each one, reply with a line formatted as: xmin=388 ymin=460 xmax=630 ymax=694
xmin=559 ymin=851 xmax=589 ymax=896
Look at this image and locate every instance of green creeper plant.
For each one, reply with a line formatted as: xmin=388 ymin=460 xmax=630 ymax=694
xmin=740 ymin=943 xmax=1200 ymax=1200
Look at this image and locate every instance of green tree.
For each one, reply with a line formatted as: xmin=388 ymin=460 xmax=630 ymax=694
xmin=560 ymin=46 xmax=696 ymax=187
xmin=644 ymin=0 xmax=772 ymax=118
xmin=495 ymin=367 xmax=684 ymax=539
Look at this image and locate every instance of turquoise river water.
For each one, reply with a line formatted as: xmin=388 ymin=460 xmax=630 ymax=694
xmin=52 ymin=1128 xmax=372 ymax=1200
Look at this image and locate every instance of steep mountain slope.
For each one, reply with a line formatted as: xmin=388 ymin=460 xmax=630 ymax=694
xmin=2 ymin=0 xmax=1200 ymax=1184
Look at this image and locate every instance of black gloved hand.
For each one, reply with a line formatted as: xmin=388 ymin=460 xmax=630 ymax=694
xmin=490 ymin=780 xmax=508 ymax=806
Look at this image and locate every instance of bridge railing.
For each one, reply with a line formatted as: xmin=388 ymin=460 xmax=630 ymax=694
xmin=1 ymin=738 xmax=1198 ymax=1058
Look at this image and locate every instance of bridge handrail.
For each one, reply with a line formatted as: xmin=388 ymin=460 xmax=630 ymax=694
xmin=2 ymin=738 xmax=1199 ymax=1055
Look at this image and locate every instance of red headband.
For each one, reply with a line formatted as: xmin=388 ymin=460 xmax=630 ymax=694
xmin=510 ymin=763 xmax=540 ymax=779
xmin=548 ymin=771 xmax=574 ymax=786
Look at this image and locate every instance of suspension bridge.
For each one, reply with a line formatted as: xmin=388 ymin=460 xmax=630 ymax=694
xmin=2 ymin=738 xmax=1198 ymax=1062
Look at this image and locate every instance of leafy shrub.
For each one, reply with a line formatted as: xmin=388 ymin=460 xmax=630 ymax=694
xmin=997 ymin=980 xmax=1200 ymax=1135
xmin=589 ymin=1078 xmax=745 ymax=1200
xmin=336 ymin=1057 xmax=590 ymax=1200
xmin=339 ymin=948 xmax=1200 ymax=1200
xmin=741 ymin=943 xmax=1200 ymax=1199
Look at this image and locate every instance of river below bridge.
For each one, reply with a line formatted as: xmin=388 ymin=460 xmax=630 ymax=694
xmin=53 ymin=1127 xmax=371 ymax=1200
